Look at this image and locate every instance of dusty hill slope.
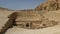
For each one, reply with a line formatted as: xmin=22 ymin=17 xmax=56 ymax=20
xmin=0 ymin=10 xmax=14 ymax=33
xmin=1 ymin=0 xmax=60 ymax=34
xmin=5 ymin=10 xmax=60 ymax=34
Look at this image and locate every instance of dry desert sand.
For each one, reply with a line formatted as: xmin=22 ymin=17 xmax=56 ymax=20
xmin=5 ymin=10 xmax=60 ymax=34
xmin=5 ymin=25 xmax=60 ymax=34
xmin=0 ymin=0 xmax=60 ymax=34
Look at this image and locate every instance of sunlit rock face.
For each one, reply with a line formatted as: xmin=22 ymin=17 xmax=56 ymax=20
xmin=0 ymin=0 xmax=60 ymax=34
xmin=11 ymin=11 xmax=58 ymax=29
xmin=35 ymin=0 xmax=60 ymax=11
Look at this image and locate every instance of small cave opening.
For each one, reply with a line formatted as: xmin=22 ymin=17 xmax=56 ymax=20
xmin=43 ymin=24 xmax=46 ymax=26
xmin=13 ymin=20 xmax=16 ymax=26
xmin=26 ymin=23 xmax=29 ymax=27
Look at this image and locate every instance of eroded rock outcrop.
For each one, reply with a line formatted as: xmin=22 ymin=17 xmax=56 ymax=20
xmin=13 ymin=11 xmax=58 ymax=29
xmin=35 ymin=0 xmax=60 ymax=11
xmin=43 ymin=10 xmax=60 ymax=22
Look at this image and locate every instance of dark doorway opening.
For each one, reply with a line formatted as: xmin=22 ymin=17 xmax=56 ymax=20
xmin=26 ymin=23 xmax=29 ymax=27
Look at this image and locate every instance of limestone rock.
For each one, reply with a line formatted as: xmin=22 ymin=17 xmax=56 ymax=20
xmin=14 ymin=11 xmax=58 ymax=29
xmin=35 ymin=0 xmax=60 ymax=11
xmin=43 ymin=10 xmax=60 ymax=22
xmin=15 ymin=11 xmax=43 ymax=22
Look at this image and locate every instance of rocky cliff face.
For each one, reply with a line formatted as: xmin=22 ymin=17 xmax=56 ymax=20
xmin=35 ymin=0 xmax=60 ymax=11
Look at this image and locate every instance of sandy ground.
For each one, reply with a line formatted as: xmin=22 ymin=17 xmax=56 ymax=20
xmin=1 ymin=10 xmax=60 ymax=34
xmin=0 ymin=11 xmax=14 ymax=31
xmin=5 ymin=25 xmax=60 ymax=34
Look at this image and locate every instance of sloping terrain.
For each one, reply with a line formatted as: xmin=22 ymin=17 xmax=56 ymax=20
xmin=5 ymin=10 xmax=60 ymax=34
xmin=0 ymin=0 xmax=60 ymax=34
xmin=0 ymin=10 xmax=14 ymax=33
xmin=5 ymin=25 xmax=60 ymax=34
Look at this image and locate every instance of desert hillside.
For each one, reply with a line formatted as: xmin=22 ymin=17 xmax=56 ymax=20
xmin=0 ymin=0 xmax=60 ymax=34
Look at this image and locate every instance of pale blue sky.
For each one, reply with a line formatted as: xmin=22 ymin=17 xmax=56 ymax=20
xmin=0 ymin=0 xmax=45 ymax=10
